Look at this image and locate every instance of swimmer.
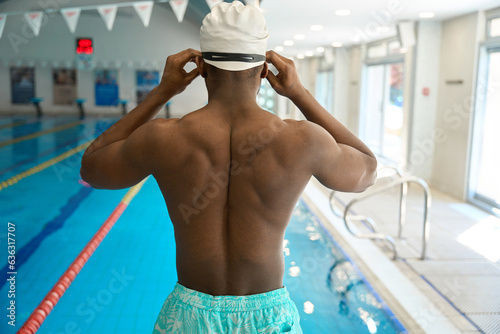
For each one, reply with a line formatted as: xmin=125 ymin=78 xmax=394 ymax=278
xmin=80 ymin=2 xmax=377 ymax=332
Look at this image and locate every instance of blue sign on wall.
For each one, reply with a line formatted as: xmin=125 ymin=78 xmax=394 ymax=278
xmin=95 ymin=70 xmax=119 ymax=106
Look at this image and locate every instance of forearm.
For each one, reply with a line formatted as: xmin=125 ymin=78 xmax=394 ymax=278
xmin=291 ymin=88 xmax=376 ymax=160
xmin=83 ymin=86 xmax=170 ymax=157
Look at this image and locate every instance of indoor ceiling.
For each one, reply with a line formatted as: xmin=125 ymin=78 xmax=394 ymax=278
xmin=1 ymin=0 xmax=499 ymax=58
xmin=261 ymin=0 xmax=500 ymax=57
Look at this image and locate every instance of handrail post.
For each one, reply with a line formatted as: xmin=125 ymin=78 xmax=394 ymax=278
xmin=398 ymin=182 xmax=408 ymax=238
xmin=331 ymin=175 xmax=432 ymax=262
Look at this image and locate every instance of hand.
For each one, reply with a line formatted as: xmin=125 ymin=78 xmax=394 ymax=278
xmin=158 ymin=49 xmax=201 ymax=98
xmin=265 ymin=51 xmax=305 ymax=100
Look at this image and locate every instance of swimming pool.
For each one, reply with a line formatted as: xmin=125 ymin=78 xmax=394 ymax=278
xmin=0 ymin=116 xmax=406 ymax=333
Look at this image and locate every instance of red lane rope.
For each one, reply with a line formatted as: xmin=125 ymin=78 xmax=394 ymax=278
xmin=18 ymin=180 xmax=146 ymax=334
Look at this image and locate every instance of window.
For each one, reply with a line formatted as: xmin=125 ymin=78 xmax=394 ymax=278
xmin=488 ymin=17 xmax=500 ymax=38
xmin=470 ymin=47 xmax=500 ymax=214
xmin=367 ymin=43 xmax=387 ymax=58
xmin=258 ymin=81 xmax=275 ymax=113
xmin=315 ymin=70 xmax=334 ymax=112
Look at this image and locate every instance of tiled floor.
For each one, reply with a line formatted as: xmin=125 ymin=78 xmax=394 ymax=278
xmin=307 ymin=172 xmax=500 ymax=334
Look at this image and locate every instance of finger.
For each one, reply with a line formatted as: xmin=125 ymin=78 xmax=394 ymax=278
xmin=266 ymin=51 xmax=288 ymax=71
xmin=176 ymin=49 xmax=202 ymax=65
xmin=265 ymin=70 xmax=279 ymax=89
xmin=186 ymin=68 xmax=200 ymax=83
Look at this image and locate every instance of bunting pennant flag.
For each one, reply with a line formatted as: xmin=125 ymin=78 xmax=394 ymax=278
xmin=61 ymin=8 xmax=81 ymax=34
xmin=133 ymin=1 xmax=154 ymax=27
xmin=24 ymin=12 xmax=43 ymax=36
xmin=205 ymin=0 xmax=222 ymax=9
xmin=169 ymin=0 xmax=188 ymax=23
xmin=97 ymin=5 xmax=118 ymax=31
xmin=0 ymin=14 xmax=6 ymax=39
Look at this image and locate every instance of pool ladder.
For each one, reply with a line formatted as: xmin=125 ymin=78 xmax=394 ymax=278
xmin=329 ymin=167 xmax=432 ymax=260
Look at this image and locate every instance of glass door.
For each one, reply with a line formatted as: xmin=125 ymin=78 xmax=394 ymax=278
xmin=470 ymin=48 xmax=500 ymax=213
xmin=362 ymin=62 xmax=404 ymax=162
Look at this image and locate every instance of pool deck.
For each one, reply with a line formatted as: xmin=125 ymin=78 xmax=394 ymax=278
xmin=303 ymin=178 xmax=500 ymax=334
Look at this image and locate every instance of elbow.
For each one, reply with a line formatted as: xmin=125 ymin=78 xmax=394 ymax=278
xmin=356 ymin=156 xmax=378 ymax=193
xmin=80 ymin=158 xmax=101 ymax=189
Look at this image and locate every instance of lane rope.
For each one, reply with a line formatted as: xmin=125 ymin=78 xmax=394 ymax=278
xmin=0 ymin=141 xmax=91 ymax=192
xmin=18 ymin=178 xmax=147 ymax=334
xmin=0 ymin=120 xmax=83 ymax=149
xmin=0 ymin=120 xmax=27 ymax=130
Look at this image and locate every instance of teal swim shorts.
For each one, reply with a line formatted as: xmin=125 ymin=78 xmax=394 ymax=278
xmin=152 ymin=282 xmax=302 ymax=333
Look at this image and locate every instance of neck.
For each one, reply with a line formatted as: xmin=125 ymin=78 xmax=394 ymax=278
xmin=207 ymin=82 xmax=259 ymax=107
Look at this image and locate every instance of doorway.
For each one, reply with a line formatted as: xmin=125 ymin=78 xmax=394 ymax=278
xmin=362 ymin=62 xmax=404 ymax=162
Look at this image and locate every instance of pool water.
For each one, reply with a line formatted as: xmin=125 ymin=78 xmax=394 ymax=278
xmin=0 ymin=116 xmax=406 ymax=333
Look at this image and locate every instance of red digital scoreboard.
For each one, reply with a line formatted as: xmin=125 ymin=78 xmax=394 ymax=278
xmin=76 ymin=38 xmax=93 ymax=54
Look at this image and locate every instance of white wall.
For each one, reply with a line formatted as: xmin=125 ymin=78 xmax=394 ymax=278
xmin=405 ymin=21 xmax=442 ymax=180
xmin=0 ymin=4 xmax=208 ymax=116
xmin=332 ymin=47 xmax=350 ymax=126
xmin=347 ymin=46 xmax=363 ymax=134
xmin=431 ymin=12 xmax=483 ymax=200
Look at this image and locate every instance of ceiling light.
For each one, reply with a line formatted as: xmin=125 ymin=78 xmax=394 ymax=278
xmin=331 ymin=42 xmax=342 ymax=48
xmin=284 ymin=40 xmax=294 ymax=46
xmin=335 ymin=9 xmax=351 ymax=16
xmin=305 ymin=51 xmax=314 ymax=57
xmin=316 ymin=47 xmax=325 ymax=53
xmin=377 ymin=26 xmax=390 ymax=33
xmin=419 ymin=12 xmax=435 ymax=19
xmin=294 ymin=34 xmax=306 ymax=40
xmin=297 ymin=54 xmax=305 ymax=59
xmin=310 ymin=25 xmax=324 ymax=32
xmin=275 ymin=46 xmax=284 ymax=52
xmin=400 ymin=47 xmax=408 ymax=54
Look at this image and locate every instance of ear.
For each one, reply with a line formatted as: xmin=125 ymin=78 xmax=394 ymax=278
xmin=195 ymin=56 xmax=207 ymax=78
xmin=260 ymin=62 xmax=268 ymax=79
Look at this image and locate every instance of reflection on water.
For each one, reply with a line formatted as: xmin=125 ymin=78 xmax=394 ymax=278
xmin=285 ymin=202 xmax=404 ymax=333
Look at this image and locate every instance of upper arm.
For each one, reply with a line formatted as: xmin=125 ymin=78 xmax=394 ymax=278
xmin=80 ymin=120 xmax=164 ymax=189
xmin=303 ymin=122 xmax=377 ymax=193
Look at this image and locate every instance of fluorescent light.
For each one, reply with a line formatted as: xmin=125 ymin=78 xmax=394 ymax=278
xmin=419 ymin=12 xmax=435 ymax=19
xmin=284 ymin=40 xmax=294 ymax=46
xmin=305 ymin=51 xmax=314 ymax=57
xmin=274 ymin=46 xmax=284 ymax=52
xmin=331 ymin=42 xmax=342 ymax=48
xmin=335 ymin=9 xmax=351 ymax=16
xmin=294 ymin=34 xmax=306 ymax=40
xmin=296 ymin=54 xmax=305 ymax=59
xmin=310 ymin=25 xmax=324 ymax=31
xmin=316 ymin=47 xmax=325 ymax=53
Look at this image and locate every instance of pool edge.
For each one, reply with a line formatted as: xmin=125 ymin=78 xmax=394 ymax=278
xmin=301 ymin=181 xmax=461 ymax=334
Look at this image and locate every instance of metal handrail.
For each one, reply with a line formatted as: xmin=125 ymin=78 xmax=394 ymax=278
xmin=330 ymin=176 xmax=432 ymax=260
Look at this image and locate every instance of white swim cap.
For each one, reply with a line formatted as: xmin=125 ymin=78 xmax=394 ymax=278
xmin=200 ymin=1 xmax=268 ymax=71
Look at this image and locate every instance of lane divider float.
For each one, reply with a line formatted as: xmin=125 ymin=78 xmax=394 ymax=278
xmin=18 ymin=178 xmax=147 ymax=334
xmin=0 ymin=141 xmax=91 ymax=192
xmin=0 ymin=120 xmax=83 ymax=149
xmin=0 ymin=120 xmax=27 ymax=131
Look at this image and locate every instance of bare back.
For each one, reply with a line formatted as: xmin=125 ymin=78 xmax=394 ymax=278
xmin=152 ymin=106 xmax=312 ymax=296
